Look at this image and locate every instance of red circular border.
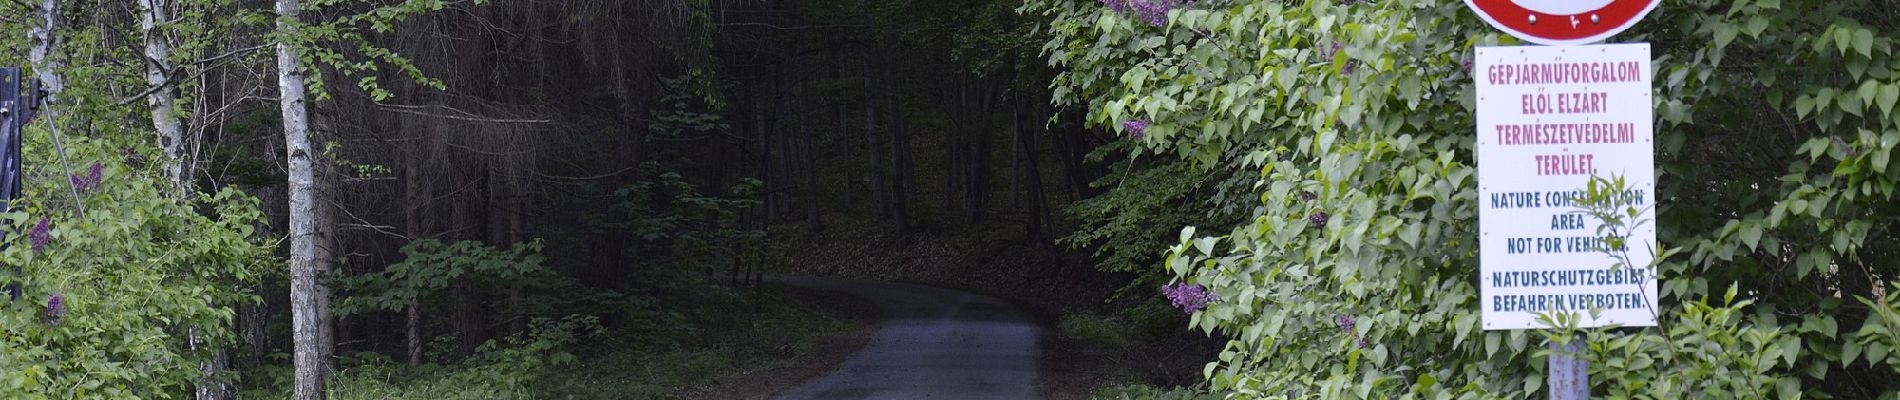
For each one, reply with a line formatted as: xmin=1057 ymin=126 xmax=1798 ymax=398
xmin=1468 ymin=0 xmax=1657 ymax=44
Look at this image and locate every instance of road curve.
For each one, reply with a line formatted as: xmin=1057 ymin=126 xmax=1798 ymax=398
xmin=769 ymin=276 xmax=1041 ymax=400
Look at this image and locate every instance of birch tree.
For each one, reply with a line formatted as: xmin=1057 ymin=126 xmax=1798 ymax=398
xmin=139 ymin=0 xmax=189 ymax=195
xmin=274 ymin=0 xmax=327 ymax=396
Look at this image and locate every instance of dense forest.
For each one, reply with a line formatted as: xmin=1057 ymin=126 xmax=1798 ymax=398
xmin=1 ymin=0 xmax=1899 ymax=398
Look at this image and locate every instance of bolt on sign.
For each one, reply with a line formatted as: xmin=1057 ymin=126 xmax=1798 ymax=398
xmin=1465 ymin=0 xmax=1661 ymax=46
xmin=1474 ymin=44 xmax=1658 ymax=330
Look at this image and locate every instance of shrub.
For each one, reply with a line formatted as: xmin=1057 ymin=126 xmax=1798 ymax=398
xmin=0 ymin=133 xmax=272 ymax=398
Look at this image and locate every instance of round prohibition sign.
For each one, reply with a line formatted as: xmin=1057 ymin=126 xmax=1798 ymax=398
xmin=1465 ymin=0 xmax=1660 ymax=46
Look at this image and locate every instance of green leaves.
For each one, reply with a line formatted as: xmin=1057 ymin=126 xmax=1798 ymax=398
xmin=0 ymin=133 xmax=273 ymax=397
xmin=1879 ymin=84 xmax=1899 ymax=117
xmin=335 ymin=239 xmax=549 ymax=316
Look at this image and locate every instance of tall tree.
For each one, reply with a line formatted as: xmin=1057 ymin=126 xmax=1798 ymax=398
xmin=274 ymin=0 xmax=327 ymax=397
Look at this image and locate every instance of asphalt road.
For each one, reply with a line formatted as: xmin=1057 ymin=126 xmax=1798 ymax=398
xmin=769 ymin=276 xmax=1042 ymax=400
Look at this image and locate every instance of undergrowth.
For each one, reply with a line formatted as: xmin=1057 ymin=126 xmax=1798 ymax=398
xmin=242 ymin=288 xmax=856 ymax=399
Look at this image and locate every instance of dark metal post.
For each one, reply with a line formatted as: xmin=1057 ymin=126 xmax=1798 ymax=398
xmin=1 ymin=67 xmax=36 ymax=301
xmin=1549 ymin=337 xmax=1590 ymax=399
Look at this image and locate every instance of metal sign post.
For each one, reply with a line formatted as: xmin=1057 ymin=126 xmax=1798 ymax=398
xmin=1 ymin=67 xmax=38 ymax=301
xmin=1550 ymin=338 xmax=1589 ymax=399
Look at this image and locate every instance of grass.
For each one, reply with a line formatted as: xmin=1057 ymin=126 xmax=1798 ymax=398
xmin=1052 ymin=301 xmax=1227 ymax=399
xmin=271 ymin=287 xmax=861 ymax=400
xmin=536 ymin=287 xmax=861 ymax=398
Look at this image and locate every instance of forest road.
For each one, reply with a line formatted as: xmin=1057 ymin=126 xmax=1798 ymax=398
xmin=768 ymin=276 xmax=1042 ymax=400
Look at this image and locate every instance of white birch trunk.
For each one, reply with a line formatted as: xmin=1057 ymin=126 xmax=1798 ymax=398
xmin=274 ymin=0 xmax=326 ymax=398
xmin=139 ymin=0 xmax=188 ymax=195
xmin=28 ymin=0 xmax=61 ymax=103
xmin=139 ymin=3 xmax=225 ymax=397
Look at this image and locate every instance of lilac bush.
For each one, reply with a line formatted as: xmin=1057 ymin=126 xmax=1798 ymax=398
xmin=1162 ymin=282 xmax=1217 ymax=313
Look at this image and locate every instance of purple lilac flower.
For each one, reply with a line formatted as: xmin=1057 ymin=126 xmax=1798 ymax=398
xmin=29 ymin=218 xmax=50 ymax=252
xmin=1335 ymin=314 xmax=1356 ymax=333
xmin=45 ymin=294 xmax=64 ymax=325
xmin=1357 ymin=338 xmax=1371 ymax=348
xmin=1309 ymin=211 xmax=1330 ymax=229
xmin=1342 ymin=59 xmax=1359 ymax=75
xmin=1461 ymin=59 xmax=1473 ymax=73
xmin=67 ymin=163 xmax=104 ymax=193
xmin=1123 ymin=119 xmax=1150 ymax=139
xmin=1162 ymin=282 xmax=1218 ymax=313
xmin=1106 ymin=0 xmax=1196 ymax=28
xmin=1298 ymin=191 xmax=1318 ymax=202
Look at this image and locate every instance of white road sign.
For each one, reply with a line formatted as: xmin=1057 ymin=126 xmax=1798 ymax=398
xmin=1476 ymin=43 xmax=1659 ymax=330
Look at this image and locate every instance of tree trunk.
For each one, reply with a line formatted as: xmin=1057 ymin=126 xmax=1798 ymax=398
xmin=406 ymin=303 xmax=421 ymax=366
xmin=311 ymin=107 xmax=338 ymax=384
xmin=139 ymin=0 xmax=188 ymax=195
xmin=883 ymin=61 xmax=907 ymax=233
xmin=189 ymin=330 xmax=229 ymax=400
xmin=29 ymin=0 xmax=62 ymax=102
xmin=967 ymin=80 xmax=992 ymax=225
xmin=835 ymin=52 xmax=853 ymax=208
xmin=134 ymin=0 xmax=228 ymax=397
xmin=798 ymin=83 xmax=821 ymax=230
xmin=274 ymin=0 xmax=326 ymax=396
xmin=1052 ymin=108 xmax=1086 ymax=202
xmin=862 ymin=57 xmax=885 ymax=220
xmin=947 ymin=76 xmax=965 ymax=214
xmin=402 ymin=134 xmax=427 ymax=366
xmin=1009 ymin=112 xmax=1021 ymax=210
xmin=506 ymin=169 xmax=526 ymax=334
xmin=1014 ymin=99 xmax=1048 ymax=243
xmin=451 ymin=171 xmax=482 ymax=358
xmin=608 ymin=32 xmax=644 ymax=183
xmin=757 ymin=85 xmax=774 ymax=223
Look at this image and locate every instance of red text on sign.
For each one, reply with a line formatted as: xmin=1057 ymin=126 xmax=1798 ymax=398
xmin=1535 ymin=153 xmax=1595 ymax=176
xmin=1523 ymin=92 xmax=1609 ymax=115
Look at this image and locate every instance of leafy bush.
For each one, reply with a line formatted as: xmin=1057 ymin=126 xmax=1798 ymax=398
xmin=323 ymin=315 xmax=604 ymax=400
xmin=1065 ymin=144 xmax=1250 ymax=292
xmin=1026 ymin=0 xmax=1899 ymax=397
xmin=332 ymin=238 xmax=551 ymax=317
xmin=0 ymin=133 xmax=273 ymax=398
xmin=1065 ymin=312 xmax=1139 ymax=351
xmin=571 ymin=163 xmax=762 ymax=345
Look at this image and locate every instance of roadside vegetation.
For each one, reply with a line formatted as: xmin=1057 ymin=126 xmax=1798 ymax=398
xmin=1028 ymin=0 xmax=1900 ymax=397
